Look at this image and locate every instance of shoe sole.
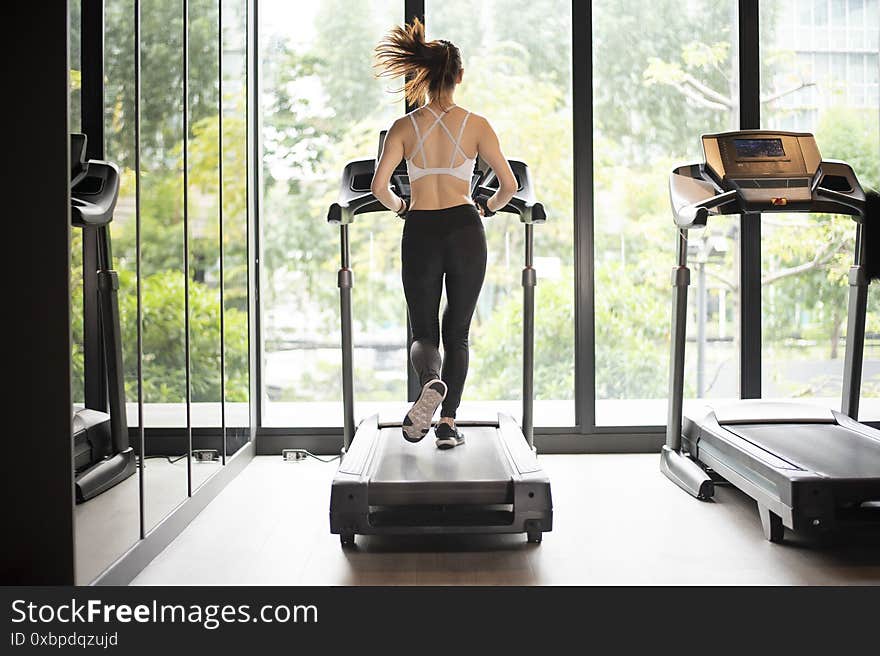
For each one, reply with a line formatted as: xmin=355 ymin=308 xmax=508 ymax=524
xmin=435 ymin=434 xmax=465 ymax=450
xmin=402 ymin=380 xmax=447 ymax=443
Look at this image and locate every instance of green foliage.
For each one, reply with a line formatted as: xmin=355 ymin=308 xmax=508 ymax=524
xmin=313 ymin=0 xmax=388 ymax=123
xmin=469 ymin=276 xmax=575 ymax=400
xmin=120 ymin=270 xmax=249 ymax=403
xmin=593 ymin=0 xmax=736 ymax=162
xmin=70 ymin=268 xmax=248 ymax=405
xmin=595 ymin=262 xmax=669 ymax=399
xmin=763 ymin=108 xmax=880 ymax=363
xmin=105 ymin=0 xmax=227 ymax=168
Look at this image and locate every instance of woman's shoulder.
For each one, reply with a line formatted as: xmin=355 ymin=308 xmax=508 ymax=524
xmin=386 ymin=115 xmax=413 ymax=134
xmin=460 ymin=109 xmax=489 ymax=128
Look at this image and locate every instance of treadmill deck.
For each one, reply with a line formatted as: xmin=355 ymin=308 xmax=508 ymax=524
xmin=369 ymin=426 xmax=513 ymax=505
xmin=726 ymin=423 xmax=880 ymax=479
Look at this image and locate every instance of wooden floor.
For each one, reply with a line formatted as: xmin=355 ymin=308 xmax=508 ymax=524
xmin=131 ymin=454 xmax=880 ymax=585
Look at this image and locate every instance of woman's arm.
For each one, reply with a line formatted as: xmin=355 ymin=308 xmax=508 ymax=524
xmin=370 ymin=119 xmax=408 ymax=214
xmin=475 ymin=116 xmax=517 ymax=213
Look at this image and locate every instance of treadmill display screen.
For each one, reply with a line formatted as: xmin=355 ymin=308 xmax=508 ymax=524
xmin=733 ymin=138 xmax=785 ymax=159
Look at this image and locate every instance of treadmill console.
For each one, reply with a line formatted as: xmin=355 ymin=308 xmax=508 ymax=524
xmin=669 ymin=130 xmax=865 ymax=228
xmin=702 ymin=131 xmax=821 ymax=206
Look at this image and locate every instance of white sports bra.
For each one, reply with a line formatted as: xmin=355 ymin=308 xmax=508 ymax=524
xmin=406 ymin=105 xmax=476 ymax=183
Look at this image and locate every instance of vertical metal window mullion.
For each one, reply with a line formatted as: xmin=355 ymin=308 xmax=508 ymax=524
xmin=739 ymin=0 xmax=762 ymax=400
xmin=81 ymin=0 xmax=105 ymax=420
xmin=219 ymin=0 xmax=228 ymax=465
xmin=134 ymin=0 xmax=146 ymax=539
xmin=183 ymin=0 xmax=194 ymax=494
xmin=573 ymin=0 xmax=595 ymax=433
xmin=404 ymin=0 xmax=425 ymax=403
xmin=248 ymin=0 xmax=260 ymax=437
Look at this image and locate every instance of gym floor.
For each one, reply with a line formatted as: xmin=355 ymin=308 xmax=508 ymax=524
xmin=130 ymin=454 xmax=880 ymax=585
xmin=77 ymin=459 xmax=219 ymax=585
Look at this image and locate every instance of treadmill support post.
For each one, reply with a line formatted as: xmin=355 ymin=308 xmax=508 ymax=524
xmin=666 ymin=229 xmax=690 ymax=452
xmin=522 ymin=223 xmax=536 ymax=449
xmin=842 ymin=222 xmax=869 ymax=419
xmin=661 ymin=228 xmax=714 ymax=500
xmin=338 ymin=224 xmax=355 ymax=451
xmin=95 ymin=225 xmax=129 ymax=455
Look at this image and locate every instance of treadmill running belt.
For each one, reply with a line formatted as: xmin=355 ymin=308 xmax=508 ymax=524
xmin=368 ymin=426 xmax=513 ymax=505
xmin=725 ymin=423 xmax=880 ymax=478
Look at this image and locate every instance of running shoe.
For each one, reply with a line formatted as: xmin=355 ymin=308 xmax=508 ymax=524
xmin=434 ymin=422 xmax=465 ymax=449
xmin=402 ymin=379 xmax=447 ymax=442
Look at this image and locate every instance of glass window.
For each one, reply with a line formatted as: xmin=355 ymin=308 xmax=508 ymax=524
xmin=427 ymin=0 xmax=575 ymax=426
xmin=762 ymin=0 xmax=880 ymax=419
xmin=593 ymin=0 xmax=739 ymax=426
xmin=100 ymin=0 xmax=250 ymax=431
xmin=259 ymin=0 xmax=402 ymax=427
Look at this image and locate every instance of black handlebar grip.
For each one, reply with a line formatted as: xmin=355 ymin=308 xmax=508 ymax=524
xmin=531 ymin=203 xmax=546 ymax=223
xmin=328 ymin=203 xmax=342 ymax=223
xmin=474 ymin=194 xmax=495 ymax=217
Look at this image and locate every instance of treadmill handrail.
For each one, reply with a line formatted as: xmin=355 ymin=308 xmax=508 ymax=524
xmin=673 ymin=189 xmax=738 ymax=228
xmin=71 ymin=160 xmax=121 ymax=228
xmin=815 ymin=185 xmax=866 ymax=216
xmin=328 ymin=157 xmax=544 ymax=224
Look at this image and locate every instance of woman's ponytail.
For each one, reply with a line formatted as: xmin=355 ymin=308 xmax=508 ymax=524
xmin=374 ymin=18 xmax=462 ymax=108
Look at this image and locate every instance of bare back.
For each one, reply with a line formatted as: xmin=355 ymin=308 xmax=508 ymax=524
xmin=373 ymin=104 xmax=517 ymax=212
xmin=404 ymin=105 xmax=477 ymax=210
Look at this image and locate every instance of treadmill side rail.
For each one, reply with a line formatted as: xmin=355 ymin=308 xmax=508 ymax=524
xmin=497 ymin=413 xmax=542 ymax=475
xmin=338 ymin=414 xmax=380 ymax=476
xmin=497 ymin=414 xmax=553 ymax=535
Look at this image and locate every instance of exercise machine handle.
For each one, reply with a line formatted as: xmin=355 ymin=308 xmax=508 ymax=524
xmin=673 ymin=190 xmax=738 ymax=228
xmin=472 ymin=187 xmax=546 ymax=224
xmin=815 ymin=185 xmax=866 ymax=216
xmin=328 ymin=191 xmax=379 ymax=225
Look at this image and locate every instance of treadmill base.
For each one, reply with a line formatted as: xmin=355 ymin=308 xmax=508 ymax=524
xmin=330 ymin=414 xmax=553 ymax=544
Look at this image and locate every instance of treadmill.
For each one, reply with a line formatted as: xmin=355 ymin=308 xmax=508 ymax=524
xmin=661 ymin=129 xmax=880 ymax=542
xmin=71 ymin=133 xmax=138 ymax=502
xmin=327 ymin=134 xmax=553 ymax=546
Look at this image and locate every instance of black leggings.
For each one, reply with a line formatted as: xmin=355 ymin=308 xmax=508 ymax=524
xmin=401 ymin=203 xmax=487 ymax=419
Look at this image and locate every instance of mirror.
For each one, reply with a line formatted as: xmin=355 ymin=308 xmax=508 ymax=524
xmin=73 ymin=0 xmax=141 ymax=584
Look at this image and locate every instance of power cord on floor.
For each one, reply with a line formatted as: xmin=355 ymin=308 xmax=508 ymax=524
xmin=140 ymin=454 xmax=188 ymax=465
xmin=282 ymin=449 xmax=340 ymax=464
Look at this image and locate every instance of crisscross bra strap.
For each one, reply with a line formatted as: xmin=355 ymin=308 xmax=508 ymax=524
xmin=450 ymin=111 xmax=471 ymax=167
xmin=408 ymin=106 xmax=471 ymax=168
xmin=409 ymin=106 xmax=449 ymax=167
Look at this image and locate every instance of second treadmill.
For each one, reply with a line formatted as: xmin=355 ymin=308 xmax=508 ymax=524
xmin=661 ymin=130 xmax=880 ymax=542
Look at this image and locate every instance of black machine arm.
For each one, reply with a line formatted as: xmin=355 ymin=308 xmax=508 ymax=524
xmin=326 ymin=158 xmax=387 ymax=224
xmin=70 ymin=132 xmax=121 ymax=228
xmin=472 ymin=158 xmax=546 ymax=224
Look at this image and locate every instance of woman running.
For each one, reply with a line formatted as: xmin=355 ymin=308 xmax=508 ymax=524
xmin=371 ymin=18 xmax=517 ymax=449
